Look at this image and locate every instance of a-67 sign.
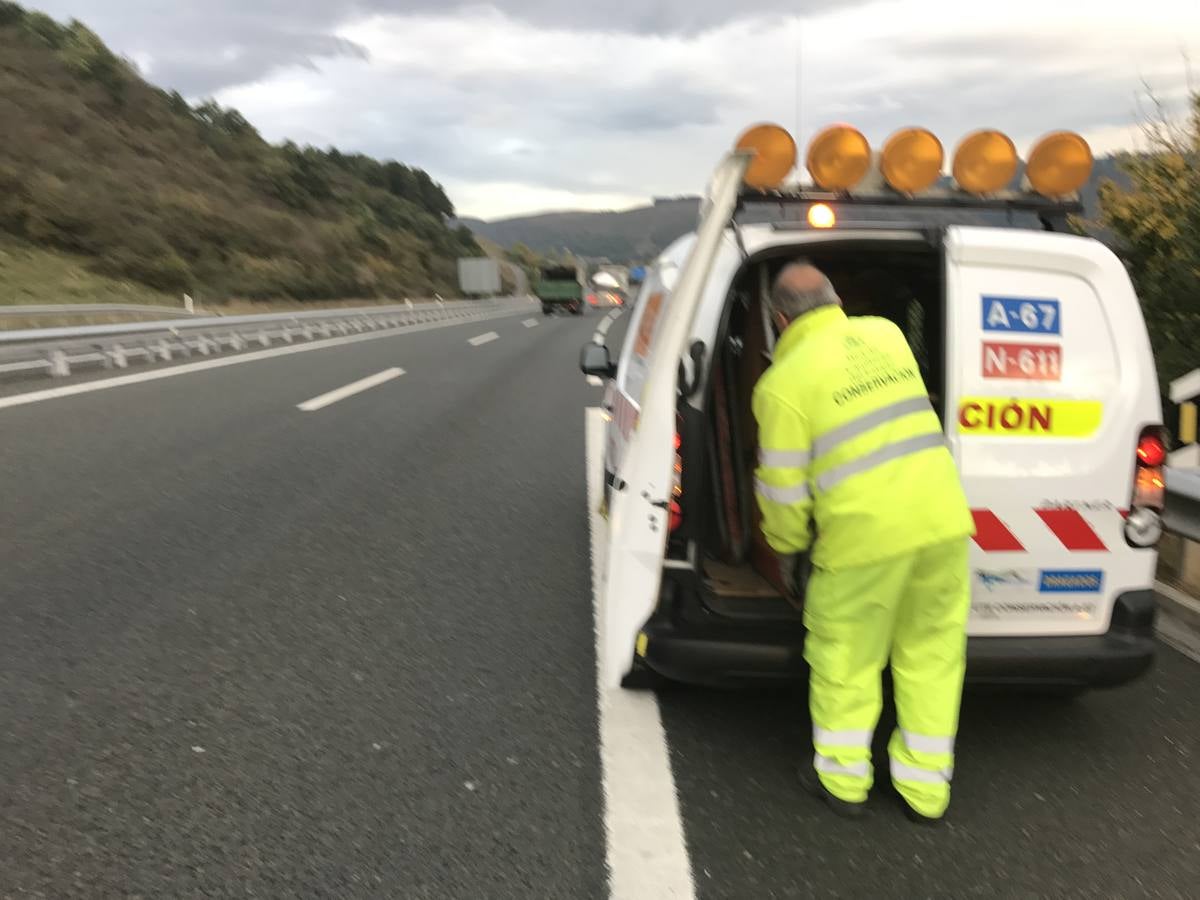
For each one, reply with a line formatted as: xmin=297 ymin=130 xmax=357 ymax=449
xmin=981 ymin=296 xmax=1061 ymax=335
xmin=982 ymin=341 xmax=1062 ymax=381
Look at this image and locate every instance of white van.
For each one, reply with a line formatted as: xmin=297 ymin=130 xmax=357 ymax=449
xmin=583 ymin=124 xmax=1166 ymax=692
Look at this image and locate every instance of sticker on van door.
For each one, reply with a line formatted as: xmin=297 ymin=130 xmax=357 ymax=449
xmin=982 ymin=342 xmax=1062 ymax=381
xmin=1038 ymin=570 xmax=1104 ymax=593
xmin=957 ymin=397 xmax=1102 ymax=437
xmin=981 ymin=297 xmax=1061 ymax=335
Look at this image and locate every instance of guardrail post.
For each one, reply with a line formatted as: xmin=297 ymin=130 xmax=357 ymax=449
xmin=1170 ymin=368 xmax=1200 ymax=469
xmin=49 ymin=350 xmax=70 ymax=377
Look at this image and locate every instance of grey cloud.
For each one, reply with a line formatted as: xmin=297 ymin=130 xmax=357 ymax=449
xmin=810 ymin=64 xmax=1148 ymax=144
xmin=34 ymin=0 xmax=868 ymax=93
xmin=279 ymin=65 xmax=738 ymax=194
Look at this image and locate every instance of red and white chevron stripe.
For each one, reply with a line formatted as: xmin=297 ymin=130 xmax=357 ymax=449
xmin=612 ymin=390 xmax=640 ymax=442
xmin=971 ymin=507 xmax=1126 ymax=553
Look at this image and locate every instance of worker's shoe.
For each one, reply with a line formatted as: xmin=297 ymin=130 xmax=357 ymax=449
xmin=899 ymin=798 xmax=944 ymax=828
xmin=799 ymin=768 xmax=866 ymax=820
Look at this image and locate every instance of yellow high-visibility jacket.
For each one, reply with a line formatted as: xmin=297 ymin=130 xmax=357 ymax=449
xmin=752 ymin=305 xmax=974 ymax=570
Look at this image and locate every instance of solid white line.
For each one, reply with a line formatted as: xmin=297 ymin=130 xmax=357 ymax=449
xmin=469 ymin=331 xmax=499 ymax=346
xmin=586 ymin=408 xmax=696 ymax=900
xmin=522 ymin=319 xmax=539 ymax=328
xmin=0 ymin=308 xmax=524 ymax=412
xmin=297 ymin=367 xmax=404 ymax=412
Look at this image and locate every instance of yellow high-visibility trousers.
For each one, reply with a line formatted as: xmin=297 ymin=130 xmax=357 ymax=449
xmin=802 ymin=538 xmax=969 ymax=818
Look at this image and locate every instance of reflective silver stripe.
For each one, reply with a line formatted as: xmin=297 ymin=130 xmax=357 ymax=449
xmin=811 ymin=396 xmax=934 ymax=458
xmin=754 ymin=477 xmax=811 ymax=505
xmin=816 ymin=431 xmax=946 ymax=492
xmin=814 ymin=753 xmax=870 ymax=779
xmin=901 ymin=730 xmax=955 ymax=756
xmin=758 ymin=447 xmax=811 ymax=469
xmin=813 ymin=726 xmax=873 ymax=747
xmin=890 ymin=758 xmax=954 ymax=785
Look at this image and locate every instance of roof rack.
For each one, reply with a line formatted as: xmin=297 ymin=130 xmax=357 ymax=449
xmin=737 ymin=188 xmax=1083 ymax=233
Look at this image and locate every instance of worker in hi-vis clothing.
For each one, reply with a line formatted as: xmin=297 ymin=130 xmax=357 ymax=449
xmin=752 ymin=262 xmax=975 ymax=824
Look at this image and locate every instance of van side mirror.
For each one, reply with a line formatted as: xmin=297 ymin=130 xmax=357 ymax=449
xmin=580 ymin=341 xmax=616 ymax=379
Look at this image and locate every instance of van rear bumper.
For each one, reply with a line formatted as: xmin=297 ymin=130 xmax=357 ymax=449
xmin=637 ymin=589 xmax=1157 ymax=690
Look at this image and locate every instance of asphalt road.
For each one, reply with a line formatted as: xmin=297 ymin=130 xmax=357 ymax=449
xmin=2 ymin=301 xmax=1198 ymax=898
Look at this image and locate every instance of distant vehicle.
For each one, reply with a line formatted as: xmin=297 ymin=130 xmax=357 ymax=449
xmin=630 ymin=265 xmax=647 ymax=285
xmin=457 ymin=258 xmax=501 ymax=296
xmin=584 ymin=121 xmax=1165 ymax=694
xmin=537 ymin=264 xmax=585 ymax=315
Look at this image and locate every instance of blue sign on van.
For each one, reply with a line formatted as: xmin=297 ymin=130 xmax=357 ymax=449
xmin=1038 ymin=569 xmax=1104 ymax=593
xmin=981 ymin=296 xmax=1061 ymax=335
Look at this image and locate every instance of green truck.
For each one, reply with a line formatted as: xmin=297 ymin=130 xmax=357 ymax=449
xmin=537 ymin=265 xmax=585 ymax=316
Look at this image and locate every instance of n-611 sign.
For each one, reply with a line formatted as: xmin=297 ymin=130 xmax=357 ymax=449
xmin=983 ymin=341 xmax=1062 ymax=381
xmin=981 ymin=296 xmax=1061 ymax=335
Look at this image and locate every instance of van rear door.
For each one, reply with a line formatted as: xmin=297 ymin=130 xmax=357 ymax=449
xmin=944 ymin=226 xmax=1160 ymax=638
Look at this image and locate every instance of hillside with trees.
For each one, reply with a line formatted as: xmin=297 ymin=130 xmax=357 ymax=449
xmin=0 ymin=2 xmax=481 ymax=303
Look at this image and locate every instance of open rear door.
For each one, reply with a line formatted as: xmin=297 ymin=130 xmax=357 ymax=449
xmin=599 ymin=152 xmax=750 ymax=688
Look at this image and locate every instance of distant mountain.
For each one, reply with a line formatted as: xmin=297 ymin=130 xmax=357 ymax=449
xmin=465 ymin=158 xmax=1132 ymax=263
xmin=458 ymin=196 xmax=705 ymax=264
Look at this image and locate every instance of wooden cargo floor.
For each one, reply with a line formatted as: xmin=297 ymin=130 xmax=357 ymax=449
xmin=703 ymin=559 xmax=784 ymax=599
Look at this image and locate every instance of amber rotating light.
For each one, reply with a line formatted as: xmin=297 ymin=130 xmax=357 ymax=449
xmin=735 ymin=123 xmax=798 ymax=190
xmin=881 ymin=127 xmax=944 ymax=193
xmin=806 ymin=125 xmax=871 ymax=191
xmin=952 ymin=129 xmax=1018 ymax=194
xmin=1026 ymin=131 xmax=1093 ymax=197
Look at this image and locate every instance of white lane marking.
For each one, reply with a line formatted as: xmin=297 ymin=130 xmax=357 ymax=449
xmin=297 ymin=367 xmax=404 ymax=412
xmin=469 ymin=331 xmax=499 ymax=346
xmin=592 ymin=308 xmax=624 ymax=344
xmin=586 ymin=408 xmax=696 ymax=900
xmin=522 ymin=319 xmax=539 ymax=328
xmin=0 ymin=308 xmax=523 ymax=412
xmin=586 ymin=376 xmax=603 ymax=387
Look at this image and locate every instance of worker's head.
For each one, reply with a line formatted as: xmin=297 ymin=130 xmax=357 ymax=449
xmin=769 ymin=262 xmax=841 ymax=332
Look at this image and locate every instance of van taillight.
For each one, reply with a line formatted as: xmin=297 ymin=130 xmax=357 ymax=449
xmin=1126 ymin=426 xmax=1167 ymax=548
xmin=1137 ymin=433 xmax=1167 ymax=468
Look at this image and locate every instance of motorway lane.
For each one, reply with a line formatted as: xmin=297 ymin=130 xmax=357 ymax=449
xmin=661 ymin=648 xmax=1200 ymax=898
xmin=0 ymin=309 xmax=611 ymax=897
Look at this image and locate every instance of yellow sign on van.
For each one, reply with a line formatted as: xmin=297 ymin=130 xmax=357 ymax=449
xmin=957 ymin=397 xmax=1103 ymax=437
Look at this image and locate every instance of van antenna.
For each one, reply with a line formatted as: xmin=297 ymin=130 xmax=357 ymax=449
xmin=794 ymin=14 xmax=803 ymax=159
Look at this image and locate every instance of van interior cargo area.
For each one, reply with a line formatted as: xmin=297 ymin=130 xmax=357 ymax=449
xmin=700 ymin=238 xmax=945 ymax=607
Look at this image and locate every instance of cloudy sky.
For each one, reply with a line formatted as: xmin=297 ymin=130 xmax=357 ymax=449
xmin=33 ymin=0 xmax=1200 ymax=220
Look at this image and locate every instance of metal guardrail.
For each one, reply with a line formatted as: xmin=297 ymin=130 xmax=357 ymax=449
xmin=0 ymin=303 xmax=196 ymax=321
xmin=0 ymin=297 xmax=532 ymax=379
xmin=1165 ymin=467 xmax=1200 ymax=543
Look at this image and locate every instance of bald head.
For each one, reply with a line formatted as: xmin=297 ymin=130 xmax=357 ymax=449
xmin=770 ymin=262 xmax=841 ymax=324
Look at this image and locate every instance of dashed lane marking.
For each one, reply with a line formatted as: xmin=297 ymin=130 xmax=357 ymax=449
xmin=296 ymin=367 xmax=405 ymax=412
xmin=523 ymin=319 xmax=539 ymax=328
xmin=586 ymin=407 xmax=696 ymax=900
xmin=469 ymin=331 xmax=499 ymax=346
